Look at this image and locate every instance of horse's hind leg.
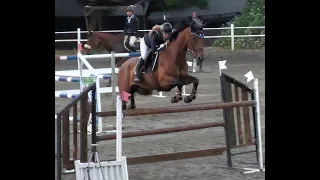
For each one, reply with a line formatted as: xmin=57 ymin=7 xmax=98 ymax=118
xmin=128 ymin=84 xmax=139 ymax=109
xmin=171 ymin=85 xmax=183 ymax=103
xmin=122 ymin=100 xmax=127 ymax=110
xmin=180 ymin=75 xmax=199 ymax=103
xmin=129 ymin=93 xmax=136 ymax=109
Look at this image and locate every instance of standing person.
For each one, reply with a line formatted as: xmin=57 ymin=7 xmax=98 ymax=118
xmin=123 ymin=5 xmax=140 ymax=50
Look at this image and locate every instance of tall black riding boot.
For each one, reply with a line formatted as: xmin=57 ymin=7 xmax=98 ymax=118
xmin=133 ymin=57 xmax=144 ymax=83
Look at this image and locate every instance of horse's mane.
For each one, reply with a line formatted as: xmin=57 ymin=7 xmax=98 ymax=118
xmin=169 ymin=18 xmax=191 ymax=42
xmin=191 ymin=17 xmax=204 ymax=32
xmin=148 ymin=25 xmax=161 ymax=37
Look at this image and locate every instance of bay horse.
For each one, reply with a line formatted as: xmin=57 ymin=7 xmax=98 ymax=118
xmin=82 ymin=31 xmax=141 ymax=67
xmin=118 ymin=18 xmax=204 ymax=110
xmin=82 ymin=17 xmax=205 ymax=69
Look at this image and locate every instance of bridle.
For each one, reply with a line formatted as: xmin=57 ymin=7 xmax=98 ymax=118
xmin=187 ymin=31 xmax=204 ymax=57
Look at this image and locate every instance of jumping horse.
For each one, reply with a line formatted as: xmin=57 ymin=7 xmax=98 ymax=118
xmin=118 ymin=18 xmax=205 ymax=110
xmin=82 ymin=18 xmax=205 ymax=69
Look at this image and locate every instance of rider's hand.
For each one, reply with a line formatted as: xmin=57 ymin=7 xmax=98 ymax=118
xmin=159 ymin=44 xmax=165 ymax=49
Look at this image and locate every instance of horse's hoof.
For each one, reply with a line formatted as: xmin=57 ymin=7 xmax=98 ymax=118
xmin=184 ymin=96 xmax=194 ymax=103
xmin=129 ymin=105 xmax=136 ymax=109
xmin=171 ymin=96 xmax=182 ymax=103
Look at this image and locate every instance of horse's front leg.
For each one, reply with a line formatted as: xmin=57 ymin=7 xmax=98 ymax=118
xmin=171 ymin=85 xmax=183 ymax=103
xmin=158 ymin=75 xmax=183 ymax=103
xmin=180 ymin=75 xmax=199 ymax=103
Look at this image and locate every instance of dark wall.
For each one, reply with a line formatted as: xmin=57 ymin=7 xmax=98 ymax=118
xmin=55 ymin=17 xmax=86 ymax=31
xmin=55 ymin=0 xmax=84 ymax=17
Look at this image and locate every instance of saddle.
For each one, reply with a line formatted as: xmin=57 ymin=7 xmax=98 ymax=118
xmin=142 ymin=50 xmax=159 ymax=73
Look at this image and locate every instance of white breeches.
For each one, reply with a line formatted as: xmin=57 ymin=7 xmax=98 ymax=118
xmin=129 ymin=36 xmax=137 ymax=46
xmin=140 ymin=37 xmax=149 ymax=60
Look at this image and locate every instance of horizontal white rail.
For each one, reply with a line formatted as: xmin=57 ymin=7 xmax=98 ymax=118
xmin=55 ymin=24 xmax=265 ymax=51
xmin=55 ymin=34 xmax=265 ymax=42
xmin=55 ymin=25 xmax=265 ymax=51
xmin=55 ymin=26 xmax=265 ymax=34
xmin=205 ymin=34 xmax=265 ymax=38
xmin=81 ymin=53 xmax=140 ymax=59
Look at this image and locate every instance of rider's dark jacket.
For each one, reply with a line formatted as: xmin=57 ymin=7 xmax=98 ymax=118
xmin=123 ymin=15 xmax=140 ymax=36
xmin=144 ymin=31 xmax=166 ymax=54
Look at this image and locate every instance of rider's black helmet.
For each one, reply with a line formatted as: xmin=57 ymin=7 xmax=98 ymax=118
xmin=160 ymin=23 xmax=173 ymax=34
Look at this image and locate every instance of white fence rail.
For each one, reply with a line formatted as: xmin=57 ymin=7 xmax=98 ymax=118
xmin=55 ymin=24 xmax=265 ymax=51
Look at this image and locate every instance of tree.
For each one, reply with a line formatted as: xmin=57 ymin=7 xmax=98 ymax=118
xmin=213 ymin=0 xmax=265 ymax=50
xmin=76 ymin=0 xmax=145 ymax=6
xmin=155 ymin=0 xmax=209 ymax=10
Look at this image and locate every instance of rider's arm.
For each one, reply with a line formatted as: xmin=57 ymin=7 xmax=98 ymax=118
xmin=132 ymin=17 xmax=140 ymax=33
xmin=123 ymin=19 xmax=128 ymax=34
xmin=150 ymin=33 xmax=158 ymax=53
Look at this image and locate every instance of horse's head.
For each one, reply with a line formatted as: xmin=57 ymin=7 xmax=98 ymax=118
xmin=83 ymin=31 xmax=101 ymax=54
xmin=169 ymin=18 xmax=205 ymax=63
xmin=83 ymin=31 xmax=123 ymax=54
xmin=189 ymin=17 xmax=205 ymax=64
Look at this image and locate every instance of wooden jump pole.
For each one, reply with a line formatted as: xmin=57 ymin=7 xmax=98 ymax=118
xmin=96 ymin=122 xmax=225 ymax=141
xmin=97 ymin=101 xmax=255 ymax=117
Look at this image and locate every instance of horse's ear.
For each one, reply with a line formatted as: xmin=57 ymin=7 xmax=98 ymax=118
xmin=88 ymin=31 xmax=93 ymax=36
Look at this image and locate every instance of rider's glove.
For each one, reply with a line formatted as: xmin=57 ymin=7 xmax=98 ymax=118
xmin=159 ymin=44 xmax=165 ymax=49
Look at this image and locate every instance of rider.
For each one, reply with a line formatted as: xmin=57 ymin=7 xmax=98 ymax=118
xmin=123 ymin=5 xmax=140 ymax=49
xmin=134 ymin=22 xmax=173 ymax=83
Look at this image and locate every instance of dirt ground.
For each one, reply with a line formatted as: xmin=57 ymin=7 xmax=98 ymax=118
xmin=55 ymin=47 xmax=265 ymax=180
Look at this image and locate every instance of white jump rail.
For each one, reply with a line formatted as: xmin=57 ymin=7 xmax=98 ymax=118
xmin=55 ymin=24 xmax=265 ymax=51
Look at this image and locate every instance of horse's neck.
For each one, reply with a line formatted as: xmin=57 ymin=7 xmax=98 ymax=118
xmin=168 ymin=32 xmax=188 ymax=63
xmin=98 ymin=34 xmax=123 ymax=52
xmin=97 ymin=36 xmax=112 ymax=51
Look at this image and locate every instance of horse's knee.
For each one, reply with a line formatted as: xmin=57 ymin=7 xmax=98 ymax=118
xmin=192 ymin=77 xmax=199 ymax=85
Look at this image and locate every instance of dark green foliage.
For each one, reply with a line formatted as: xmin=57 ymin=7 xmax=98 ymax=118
xmin=154 ymin=0 xmax=209 ymax=10
xmin=213 ymin=0 xmax=265 ymax=49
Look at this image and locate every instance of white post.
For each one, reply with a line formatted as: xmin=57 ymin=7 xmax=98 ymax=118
xmin=116 ymin=95 xmax=123 ymax=161
xmin=230 ymin=24 xmax=235 ymax=51
xmin=153 ymin=91 xmax=167 ymax=98
xmin=111 ymin=51 xmax=117 ymax=110
xmin=253 ymin=78 xmax=264 ymax=171
xmin=77 ymin=28 xmax=83 ymax=92
xmin=77 ymin=53 xmax=95 ymax=71
xmin=243 ymin=78 xmax=265 ymax=174
xmin=192 ymin=58 xmax=197 ymax=73
xmin=182 ymin=86 xmax=190 ymax=96
xmin=96 ymin=76 xmax=103 ymax=133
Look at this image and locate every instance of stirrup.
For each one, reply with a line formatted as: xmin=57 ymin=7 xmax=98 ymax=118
xmin=133 ymin=74 xmax=141 ymax=82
